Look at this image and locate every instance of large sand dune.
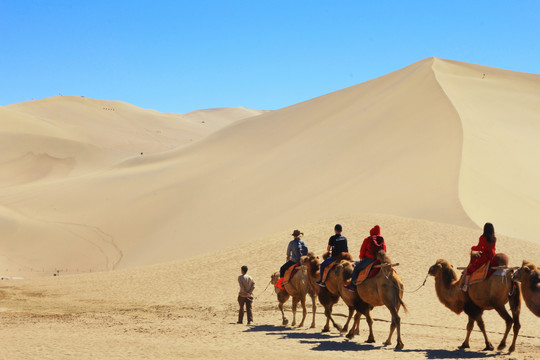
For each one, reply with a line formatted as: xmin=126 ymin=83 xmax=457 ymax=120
xmin=2 ymin=58 xmax=540 ymax=273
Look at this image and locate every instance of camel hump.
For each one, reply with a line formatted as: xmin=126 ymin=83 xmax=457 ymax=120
xmin=493 ymin=253 xmax=509 ymax=267
xmin=335 ymin=252 xmax=353 ymax=262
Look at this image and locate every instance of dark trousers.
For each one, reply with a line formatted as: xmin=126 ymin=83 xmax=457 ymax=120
xmin=238 ymin=295 xmax=253 ymax=323
xmin=280 ymin=260 xmax=296 ymax=278
xmin=350 ymin=258 xmax=376 ymax=288
xmin=319 ymin=256 xmax=335 ymax=282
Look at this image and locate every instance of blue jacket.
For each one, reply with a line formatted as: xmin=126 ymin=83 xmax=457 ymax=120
xmin=287 ymin=237 xmax=308 ymax=263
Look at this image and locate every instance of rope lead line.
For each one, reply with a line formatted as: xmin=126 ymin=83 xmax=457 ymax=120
xmin=253 ymin=280 xmax=273 ymax=301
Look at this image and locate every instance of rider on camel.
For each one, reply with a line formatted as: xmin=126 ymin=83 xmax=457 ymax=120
xmin=461 ymin=222 xmax=497 ymax=292
xmin=275 ymin=229 xmax=308 ymax=290
xmin=317 ymin=224 xmax=348 ymax=287
xmin=345 ymin=225 xmax=386 ymax=292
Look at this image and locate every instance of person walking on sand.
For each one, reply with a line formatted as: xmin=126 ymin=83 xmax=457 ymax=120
xmin=275 ymin=230 xmax=308 ymax=290
xmin=317 ymin=224 xmax=348 ymax=287
xmin=345 ymin=225 xmax=386 ymax=292
xmin=461 ymin=222 xmax=497 ymax=292
xmin=238 ymin=265 xmax=255 ymax=324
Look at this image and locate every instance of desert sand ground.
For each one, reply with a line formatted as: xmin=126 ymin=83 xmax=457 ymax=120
xmin=1 ymin=216 xmax=539 ymax=359
xmin=1 ymin=58 xmax=539 ymax=359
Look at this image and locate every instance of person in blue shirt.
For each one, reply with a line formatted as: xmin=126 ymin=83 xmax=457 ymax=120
xmin=275 ymin=229 xmax=308 ymax=290
xmin=317 ymin=224 xmax=348 ymax=287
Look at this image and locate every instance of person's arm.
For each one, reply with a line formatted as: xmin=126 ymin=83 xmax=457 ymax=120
xmin=326 ymin=236 xmax=334 ymax=254
xmin=286 ymin=241 xmax=292 ymax=261
xmin=248 ymin=279 xmax=255 ymax=296
xmin=359 ymin=238 xmax=368 ymax=259
xmin=471 ymin=237 xmax=485 ymax=257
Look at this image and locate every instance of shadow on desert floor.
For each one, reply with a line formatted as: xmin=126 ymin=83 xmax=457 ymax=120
xmin=245 ymin=324 xmax=505 ymax=358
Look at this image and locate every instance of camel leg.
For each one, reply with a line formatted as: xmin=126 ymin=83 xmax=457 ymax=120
xmin=346 ymin=311 xmax=361 ymax=339
xmin=341 ymin=306 xmax=354 ymax=333
xmin=323 ymin=305 xmax=342 ymax=332
xmin=278 ymin=302 xmax=288 ymax=326
xmin=475 ymin=315 xmax=494 ymax=351
xmin=459 ymin=316 xmax=474 ymax=349
xmin=364 ymin=310 xmax=375 ymax=343
xmin=494 ymin=305 xmax=513 ymax=351
xmin=382 ymin=297 xmax=403 ymax=349
xmin=383 ymin=306 xmax=403 ymax=349
xmin=310 ymin=294 xmax=317 ymax=329
xmin=508 ymin=284 xmax=521 ymax=353
xmin=298 ymin=297 xmax=307 ymax=327
xmin=291 ymin=298 xmax=299 ymax=327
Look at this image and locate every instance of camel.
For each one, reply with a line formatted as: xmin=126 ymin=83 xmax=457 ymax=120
xmin=302 ymin=252 xmax=343 ymax=333
xmin=513 ymin=260 xmax=540 ymax=317
xmin=270 ymin=264 xmax=316 ymax=328
xmin=339 ymin=251 xmax=407 ymax=349
xmin=428 ymin=254 xmax=521 ymax=352
xmin=334 ymin=259 xmax=375 ymax=341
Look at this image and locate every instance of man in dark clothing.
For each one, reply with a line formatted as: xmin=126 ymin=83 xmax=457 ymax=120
xmin=275 ymin=230 xmax=308 ymax=290
xmin=317 ymin=224 xmax=348 ymax=287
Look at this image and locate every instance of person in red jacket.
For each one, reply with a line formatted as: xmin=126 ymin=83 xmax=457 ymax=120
xmin=345 ymin=225 xmax=386 ymax=291
xmin=461 ymin=222 xmax=497 ymax=292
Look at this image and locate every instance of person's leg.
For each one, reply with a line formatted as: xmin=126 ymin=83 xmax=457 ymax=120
xmin=318 ymin=257 xmax=334 ymax=284
xmin=246 ymin=298 xmax=253 ymax=324
xmin=280 ymin=260 xmax=295 ymax=278
xmin=348 ymin=258 xmax=375 ymax=290
xmin=462 ymin=263 xmax=477 ymax=291
xmin=238 ymin=296 xmax=245 ymax=323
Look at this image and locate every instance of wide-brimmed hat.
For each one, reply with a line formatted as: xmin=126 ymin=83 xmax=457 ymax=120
xmin=291 ymin=229 xmax=303 ymax=237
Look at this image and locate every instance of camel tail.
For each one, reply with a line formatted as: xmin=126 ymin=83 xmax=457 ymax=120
xmin=398 ymin=295 xmax=409 ymax=314
xmin=392 ymin=274 xmax=409 ymax=314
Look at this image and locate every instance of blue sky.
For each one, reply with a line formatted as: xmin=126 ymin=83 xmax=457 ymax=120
xmin=1 ymin=1 xmax=539 ymax=114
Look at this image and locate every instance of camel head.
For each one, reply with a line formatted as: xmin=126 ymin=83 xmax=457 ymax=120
xmin=304 ymin=252 xmax=320 ymax=277
xmin=429 ymin=259 xmax=458 ymax=285
xmin=376 ymin=250 xmax=391 ymax=265
xmin=270 ymin=271 xmax=280 ymax=285
xmin=514 ymin=260 xmax=538 ymax=282
xmin=335 ymin=260 xmax=353 ymax=281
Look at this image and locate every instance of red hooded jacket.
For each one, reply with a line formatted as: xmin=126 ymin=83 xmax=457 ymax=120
xmin=359 ymin=225 xmax=386 ymax=260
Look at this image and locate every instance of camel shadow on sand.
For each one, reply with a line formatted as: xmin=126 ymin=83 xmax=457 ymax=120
xmin=245 ymin=325 xmax=504 ymax=358
xmin=245 ymin=324 xmax=377 ymax=351
xmin=399 ymin=348 xmax=500 ymax=359
xmin=245 ymin=324 xmax=339 ymax=340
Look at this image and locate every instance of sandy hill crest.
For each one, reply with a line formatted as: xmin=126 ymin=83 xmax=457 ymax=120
xmin=1 ymin=57 xmax=539 ymax=274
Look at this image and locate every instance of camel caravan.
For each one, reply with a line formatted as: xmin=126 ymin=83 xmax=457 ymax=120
xmin=267 ymin=222 xmax=539 ymax=353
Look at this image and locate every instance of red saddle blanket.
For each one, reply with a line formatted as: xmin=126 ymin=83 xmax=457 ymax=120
xmin=283 ymin=263 xmax=302 ymax=285
xmin=354 ymin=261 xmax=381 ymax=285
xmin=468 ymin=257 xmax=500 ymax=285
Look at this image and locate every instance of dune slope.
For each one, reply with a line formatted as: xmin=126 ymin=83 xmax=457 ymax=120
xmin=1 ymin=58 xmax=539 ymax=273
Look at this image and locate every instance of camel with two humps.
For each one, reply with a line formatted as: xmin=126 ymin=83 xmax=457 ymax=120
xmin=339 ymin=251 xmax=407 ymax=349
xmin=302 ymin=252 xmax=348 ymax=333
xmin=428 ymin=254 xmax=521 ymax=352
xmin=271 ymin=264 xmax=316 ymax=328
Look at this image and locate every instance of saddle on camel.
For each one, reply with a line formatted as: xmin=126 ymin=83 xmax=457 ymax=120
xmin=275 ymin=229 xmax=308 ymax=290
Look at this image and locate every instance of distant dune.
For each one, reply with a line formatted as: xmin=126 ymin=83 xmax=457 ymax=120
xmin=0 ymin=58 xmax=539 ymax=274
